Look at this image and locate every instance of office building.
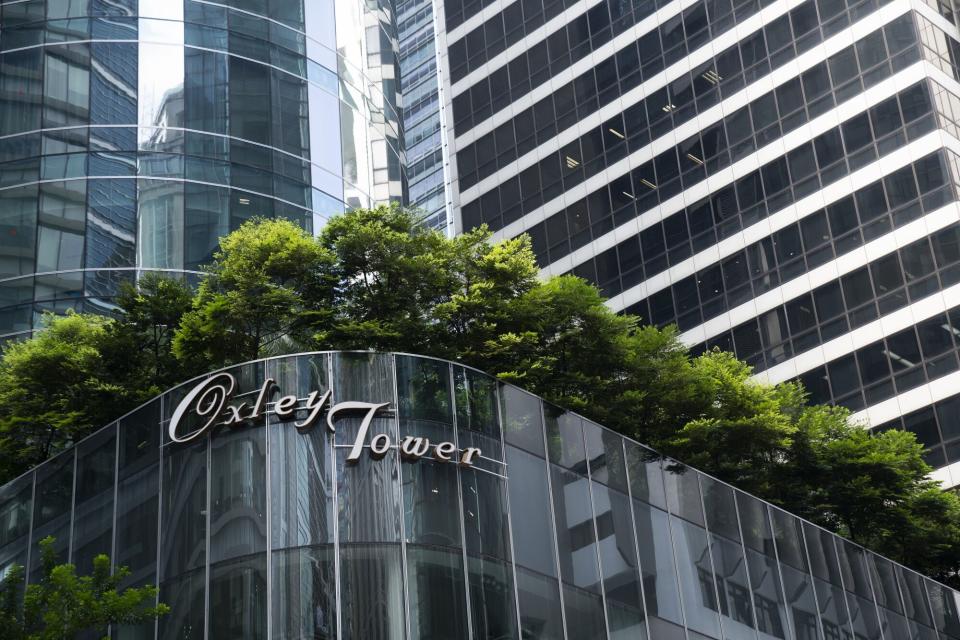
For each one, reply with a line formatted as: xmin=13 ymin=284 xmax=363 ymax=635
xmin=0 ymin=0 xmax=405 ymax=343
xmin=439 ymin=0 xmax=960 ymax=482
xmin=397 ymin=0 xmax=454 ymax=232
xmin=2 ymin=350 xmax=959 ymax=640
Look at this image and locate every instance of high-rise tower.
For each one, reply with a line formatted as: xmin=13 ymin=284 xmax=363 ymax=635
xmin=438 ymin=0 xmax=960 ymax=483
xmin=0 ymin=0 xmax=405 ymax=343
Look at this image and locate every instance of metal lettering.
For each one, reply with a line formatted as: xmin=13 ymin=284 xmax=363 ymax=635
xmin=369 ymin=434 xmax=392 ymax=459
xmin=336 ymin=402 xmax=391 ymax=462
xmin=273 ymin=394 xmax=298 ymax=419
xmin=433 ymin=441 xmax=456 ymax=462
xmin=168 ymin=373 xmax=484 ymax=468
xmin=221 ymin=403 xmax=248 ymax=426
xmin=168 ymin=373 xmax=236 ymax=443
xmin=400 ymin=436 xmax=431 ymax=458
xmin=250 ymin=378 xmax=275 ymax=419
xmin=460 ymin=447 xmax=482 ymax=466
xmin=295 ymin=389 xmax=332 ymax=432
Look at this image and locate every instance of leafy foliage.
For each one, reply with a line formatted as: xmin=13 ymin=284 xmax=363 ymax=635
xmin=0 ymin=537 xmax=168 ymax=639
xmin=172 ymin=218 xmax=336 ymax=372
xmin=1 ymin=207 xmax=959 ymax=584
xmin=0 ymin=313 xmax=128 ymax=481
xmin=0 ymin=275 xmax=193 ymax=482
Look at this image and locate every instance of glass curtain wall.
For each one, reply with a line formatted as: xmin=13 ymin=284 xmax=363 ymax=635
xmin=0 ymin=0 xmax=405 ymax=343
xmin=0 ymin=351 xmax=957 ymax=640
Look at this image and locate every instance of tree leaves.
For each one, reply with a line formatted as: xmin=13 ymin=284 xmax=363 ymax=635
xmin=2 ymin=206 xmax=960 ymax=586
xmin=0 ymin=537 xmax=168 ymax=639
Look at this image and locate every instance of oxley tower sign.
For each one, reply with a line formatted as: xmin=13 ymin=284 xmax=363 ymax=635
xmin=167 ymin=372 xmax=482 ymax=466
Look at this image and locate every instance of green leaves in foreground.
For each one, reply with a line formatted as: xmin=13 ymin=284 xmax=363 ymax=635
xmin=0 ymin=537 xmax=168 ymax=640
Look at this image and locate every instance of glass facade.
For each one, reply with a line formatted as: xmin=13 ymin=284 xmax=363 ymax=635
xmin=397 ymin=0 xmax=452 ymax=233
xmin=1 ymin=350 xmax=958 ymax=640
xmin=0 ymin=0 xmax=405 ymax=342
xmin=441 ymin=0 xmax=960 ymax=481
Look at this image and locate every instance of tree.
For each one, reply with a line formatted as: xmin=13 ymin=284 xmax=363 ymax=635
xmin=0 ymin=537 xmax=168 ymax=639
xmin=2 ymin=206 xmax=959 ymax=584
xmin=208 ymin=208 xmax=959 ymax=585
xmin=172 ymin=217 xmax=336 ymax=372
xmin=0 ymin=312 xmax=133 ymax=481
xmin=0 ymin=276 xmax=192 ymax=482
xmin=108 ymin=273 xmax=192 ymax=391
xmin=315 ymin=203 xmax=543 ymax=358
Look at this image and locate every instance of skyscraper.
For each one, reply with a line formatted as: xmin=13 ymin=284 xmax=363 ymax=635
xmin=0 ymin=0 xmax=405 ymax=343
xmin=397 ymin=0 xmax=454 ymax=232
xmin=439 ymin=0 xmax=960 ymax=482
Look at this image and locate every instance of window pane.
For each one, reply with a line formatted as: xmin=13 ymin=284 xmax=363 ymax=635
xmin=209 ymin=553 xmax=267 ymax=640
xmin=516 ymin=567 xmax=565 ymax=640
xmin=592 ymin=482 xmax=646 ymax=638
xmin=406 ymin=546 xmax=469 ymax=639
xmin=507 ymin=446 xmax=558 ymax=577
xmin=502 ymin=384 xmax=546 ymax=456
xmin=272 ymin=546 xmax=336 ymax=640
xmin=551 ymin=464 xmax=601 ymax=590
xmin=468 ymin=556 xmax=518 ymax=639
xmin=671 ymin=515 xmax=722 ymax=638
xmin=72 ymin=426 xmax=116 ymax=575
xmin=339 ymin=545 xmax=405 ymax=640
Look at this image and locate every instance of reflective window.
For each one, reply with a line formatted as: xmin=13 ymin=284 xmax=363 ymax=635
xmin=339 ymin=545 xmax=405 ymax=640
xmin=209 ymin=554 xmax=267 ymax=640
xmin=502 ymin=384 xmax=545 ymax=455
xmin=592 ymin=481 xmax=646 ymax=638
xmin=72 ymin=426 xmax=116 ymax=574
xmin=406 ymin=547 xmax=469 ymax=639
xmin=272 ymin=546 xmax=336 ymax=639
xmin=507 ymin=446 xmax=557 ymax=577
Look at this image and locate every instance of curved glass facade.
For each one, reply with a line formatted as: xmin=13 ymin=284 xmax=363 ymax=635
xmin=0 ymin=0 xmax=405 ymax=341
xmin=0 ymin=350 xmax=958 ymax=640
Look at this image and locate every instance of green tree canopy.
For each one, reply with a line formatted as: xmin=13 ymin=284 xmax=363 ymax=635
xmin=172 ymin=217 xmax=336 ymax=372
xmin=0 ymin=536 xmax=168 ymax=639
xmin=0 ymin=312 xmax=127 ymax=481
xmin=0 ymin=276 xmax=192 ymax=482
xmin=1 ymin=207 xmax=959 ymax=584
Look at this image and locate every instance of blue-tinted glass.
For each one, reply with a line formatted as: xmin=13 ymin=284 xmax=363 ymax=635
xmin=771 ymin=508 xmax=821 ymax=640
xmin=926 ymin=578 xmax=960 ymax=638
xmin=516 ymin=567 xmax=565 ymax=640
xmin=339 ymin=544 xmax=405 ymax=640
xmin=210 ymin=427 xmax=266 ymax=562
xmin=804 ymin=524 xmax=852 ymax=639
xmin=159 ymin=568 xmax=205 ymax=640
xmin=467 ymin=556 xmax=519 ymax=640
xmin=0 ymin=472 xmax=33 ymax=583
xmin=710 ymin=531 xmax=757 ymax=638
xmin=625 ymin=441 xmax=666 ymax=509
xmin=31 ymin=450 xmax=74 ymax=579
xmin=866 ymin=554 xmax=912 ymax=640
xmin=551 ymin=464 xmax=600 ymax=591
xmin=737 ymin=492 xmax=789 ymax=640
xmin=397 ymin=356 xmax=452 ymax=424
xmin=160 ymin=439 xmax=207 ymax=579
xmin=209 ymin=553 xmax=267 ymax=640
xmin=663 ymin=461 xmax=705 ymax=525
xmin=584 ymin=422 xmax=628 ymax=492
